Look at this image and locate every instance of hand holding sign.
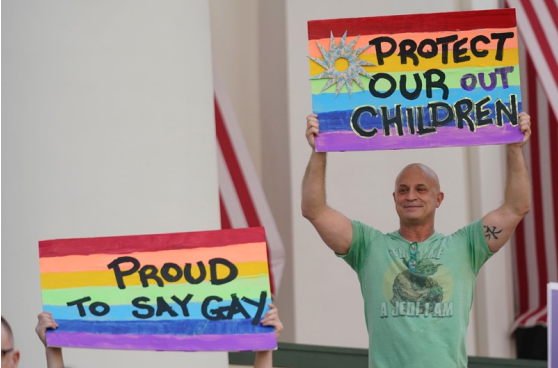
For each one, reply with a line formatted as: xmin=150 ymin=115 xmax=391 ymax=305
xmin=510 ymin=112 xmax=532 ymax=148
xmin=306 ymin=114 xmax=320 ymax=150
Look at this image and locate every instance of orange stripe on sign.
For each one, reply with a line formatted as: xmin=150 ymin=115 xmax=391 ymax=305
xmin=40 ymin=261 xmax=269 ymax=289
xmin=39 ymin=242 xmax=268 ymax=273
xmin=308 ymin=28 xmax=518 ymax=58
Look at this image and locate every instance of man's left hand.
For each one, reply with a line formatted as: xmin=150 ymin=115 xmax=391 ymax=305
xmin=510 ymin=112 xmax=532 ymax=148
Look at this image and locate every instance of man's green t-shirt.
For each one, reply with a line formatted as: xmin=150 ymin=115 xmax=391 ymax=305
xmin=338 ymin=219 xmax=493 ymax=368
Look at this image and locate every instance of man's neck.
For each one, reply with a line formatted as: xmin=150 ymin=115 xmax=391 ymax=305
xmin=398 ymin=223 xmax=436 ymax=242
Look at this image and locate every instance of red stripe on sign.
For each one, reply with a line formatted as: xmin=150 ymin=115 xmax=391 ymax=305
xmin=39 ymin=226 xmax=266 ymax=257
xmin=544 ymin=0 xmax=558 ymax=31
xmin=549 ymin=104 xmax=558 ymax=281
xmin=219 ymin=192 xmax=232 ymax=230
xmin=526 ymin=54 xmax=549 ymax=309
xmin=214 ymin=98 xmax=261 ymax=228
xmin=514 ymin=220 xmax=530 ymax=315
xmin=307 ymin=9 xmax=516 ymax=39
xmin=521 ymin=0 xmax=558 ymax=87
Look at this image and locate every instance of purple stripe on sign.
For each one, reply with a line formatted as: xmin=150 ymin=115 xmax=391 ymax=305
xmin=315 ymin=123 xmax=523 ymax=152
xmin=47 ymin=331 xmax=277 ymax=352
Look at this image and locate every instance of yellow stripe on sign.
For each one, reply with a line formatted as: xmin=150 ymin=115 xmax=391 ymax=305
xmin=40 ymin=261 xmax=269 ymax=289
xmin=309 ymin=49 xmax=518 ymax=76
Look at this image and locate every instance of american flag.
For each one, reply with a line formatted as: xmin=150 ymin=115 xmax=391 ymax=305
xmin=213 ymin=66 xmax=286 ymax=297
xmin=505 ymin=0 xmax=558 ymax=330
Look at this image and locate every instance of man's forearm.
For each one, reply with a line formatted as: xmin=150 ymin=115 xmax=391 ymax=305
xmin=301 ymin=151 xmax=327 ymax=220
xmin=253 ymin=350 xmax=272 ymax=368
xmin=504 ymin=145 xmax=531 ymax=216
xmin=45 ymin=347 xmax=64 ymax=368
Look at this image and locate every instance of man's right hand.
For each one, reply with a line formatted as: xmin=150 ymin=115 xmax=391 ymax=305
xmin=36 ymin=311 xmax=65 ymax=368
xmin=306 ymin=114 xmax=319 ymax=150
xmin=36 ymin=311 xmax=58 ymax=347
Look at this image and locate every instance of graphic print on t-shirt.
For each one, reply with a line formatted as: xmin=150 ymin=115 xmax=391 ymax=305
xmin=380 ymin=247 xmax=454 ymax=318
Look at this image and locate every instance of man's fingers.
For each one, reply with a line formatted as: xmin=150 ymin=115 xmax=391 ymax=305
xmin=306 ymin=115 xmax=320 ymax=128
xmin=307 ymin=120 xmax=319 ymax=130
xmin=307 ymin=119 xmax=319 ymax=128
xmin=307 ymin=127 xmax=319 ymax=136
xmin=306 ymin=114 xmax=320 ymax=149
xmin=38 ymin=312 xmax=59 ymax=331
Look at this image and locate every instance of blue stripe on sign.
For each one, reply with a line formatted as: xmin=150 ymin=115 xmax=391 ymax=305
xmin=44 ymin=299 xmax=272 ymax=321
xmin=54 ymin=318 xmax=274 ymax=335
xmin=317 ymin=102 xmax=522 ymax=133
xmin=311 ymin=86 xmax=521 ymax=114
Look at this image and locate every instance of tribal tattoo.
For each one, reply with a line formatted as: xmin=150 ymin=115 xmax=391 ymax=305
xmin=484 ymin=225 xmax=503 ymax=240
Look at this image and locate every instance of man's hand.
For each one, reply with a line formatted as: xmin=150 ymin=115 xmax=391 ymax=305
xmin=306 ymin=114 xmax=319 ymax=150
xmin=260 ymin=304 xmax=283 ymax=339
xmin=509 ymin=112 xmax=532 ymax=148
xmin=36 ymin=312 xmax=65 ymax=368
xmin=36 ymin=311 xmax=58 ymax=347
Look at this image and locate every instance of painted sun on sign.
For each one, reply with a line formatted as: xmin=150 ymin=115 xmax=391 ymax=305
xmin=308 ymin=31 xmax=376 ymax=97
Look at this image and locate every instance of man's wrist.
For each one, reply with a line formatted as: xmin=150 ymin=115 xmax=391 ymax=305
xmin=506 ymin=144 xmax=524 ymax=153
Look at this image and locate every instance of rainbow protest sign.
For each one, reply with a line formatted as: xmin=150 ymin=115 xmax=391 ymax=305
xmin=308 ymin=9 xmax=523 ymax=152
xmin=38 ymin=227 xmax=276 ymax=352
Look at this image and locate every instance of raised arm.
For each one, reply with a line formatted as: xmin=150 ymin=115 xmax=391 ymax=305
xmin=253 ymin=304 xmax=283 ymax=368
xmin=301 ymin=114 xmax=353 ymax=255
xmin=482 ymin=112 xmax=532 ymax=252
xmin=36 ymin=311 xmax=65 ymax=368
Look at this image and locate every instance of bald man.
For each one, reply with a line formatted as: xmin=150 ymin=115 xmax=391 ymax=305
xmin=301 ymin=113 xmax=532 ymax=368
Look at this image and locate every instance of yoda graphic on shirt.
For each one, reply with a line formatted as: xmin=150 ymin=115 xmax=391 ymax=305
xmin=390 ymin=259 xmax=443 ymax=312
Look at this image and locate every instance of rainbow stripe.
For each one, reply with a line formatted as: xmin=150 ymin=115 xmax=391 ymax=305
xmin=39 ymin=227 xmax=276 ymax=352
xmin=308 ymin=9 xmax=524 ymax=151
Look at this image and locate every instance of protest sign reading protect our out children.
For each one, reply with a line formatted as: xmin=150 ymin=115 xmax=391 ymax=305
xmin=308 ymin=9 xmax=523 ymax=152
xmin=38 ymin=227 xmax=276 ymax=352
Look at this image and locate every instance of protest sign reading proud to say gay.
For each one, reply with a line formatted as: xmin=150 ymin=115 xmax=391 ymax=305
xmin=308 ymin=9 xmax=523 ymax=152
xmin=38 ymin=227 xmax=276 ymax=352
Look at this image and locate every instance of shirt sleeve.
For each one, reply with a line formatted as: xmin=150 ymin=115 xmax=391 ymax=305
xmin=336 ymin=220 xmax=380 ymax=272
xmin=461 ymin=219 xmax=495 ymax=274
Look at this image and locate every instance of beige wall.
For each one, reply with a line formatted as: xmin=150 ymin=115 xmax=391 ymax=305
xmin=2 ymin=1 xmax=226 ymax=367
xmin=210 ymin=0 xmax=262 ymax=179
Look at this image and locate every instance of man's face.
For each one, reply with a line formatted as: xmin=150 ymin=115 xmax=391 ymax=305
xmin=1 ymin=325 xmax=19 ymax=368
xmin=393 ymin=165 xmax=444 ymax=226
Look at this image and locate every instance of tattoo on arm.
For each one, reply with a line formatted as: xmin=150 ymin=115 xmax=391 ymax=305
xmin=484 ymin=225 xmax=502 ymax=240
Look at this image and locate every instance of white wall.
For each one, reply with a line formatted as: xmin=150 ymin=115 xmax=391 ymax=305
xmin=2 ymin=1 xmax=226 ymax=367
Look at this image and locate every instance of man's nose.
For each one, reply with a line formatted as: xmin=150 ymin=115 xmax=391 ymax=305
xmin=406 ymin=190 xmax=417 ymax=200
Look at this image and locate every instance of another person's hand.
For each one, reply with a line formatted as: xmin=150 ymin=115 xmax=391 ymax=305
xmin=306 ymin=114 xmax=320 ymax=150
xmin=35 ymin=312 xmax=58 ymax=347
xmin=260 ymin=304 xmax=283 ymax=339
xmin=511 ymin=112 xmax=531 ymax=148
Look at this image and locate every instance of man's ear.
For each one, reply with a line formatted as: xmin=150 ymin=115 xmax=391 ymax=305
xmin=392 ymin=192 xmax=396 ymax=201
xmin=436 ymin=191 xmax=445 ymax=208
xmin=13 ymin=349 xmax=20 ymax=366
